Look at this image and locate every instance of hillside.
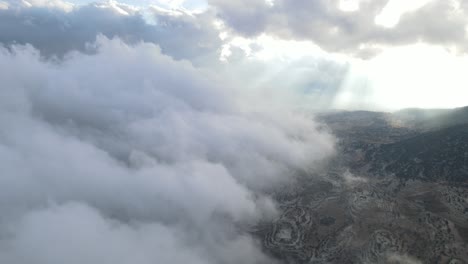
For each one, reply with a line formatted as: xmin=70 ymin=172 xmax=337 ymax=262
xmin=367 ymin=124 xmax=468 ymax=182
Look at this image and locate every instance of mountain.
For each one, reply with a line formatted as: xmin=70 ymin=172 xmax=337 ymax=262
xmin=318 ymin=107 xmax=468 ymax=183
xmin=395 ymin=106 xmax=468 ymax=131
xmin=257 ymin=107 xmax=468 ymax=264
xmin=367 ymin=124 xmax=468 ymax=182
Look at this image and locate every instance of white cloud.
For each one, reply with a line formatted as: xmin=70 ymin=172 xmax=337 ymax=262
xmin=0 ymin=1 xmax=8 ymax=9
xmin=339 ymin=0 xmax=361 ymax=12
xmin=386 ymin=253 xmax=423 ymax=264
xmin=374 ymin=0 xmax=434 ymax=28
xmin=7 ymin=0 xmax=74 ymax=11
xmin=342 ymin=170 xmax=368 ymax=186
xmin=0 ymin=37 xmax=334 ymax=263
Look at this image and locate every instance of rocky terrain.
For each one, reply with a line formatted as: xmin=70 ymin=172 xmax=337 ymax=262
xmin=256 ymin=107 xmax=468 ymax=264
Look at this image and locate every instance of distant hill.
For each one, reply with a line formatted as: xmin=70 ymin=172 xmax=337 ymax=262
xmin=319 ymin=106 xmax=468 ymax=183
xmin=367 ymin=124 xmax=468 ymax=182
xmin=317 ymin=110 xmax=415 ymax=145
xmin=260 ymin=106 xmax=468 ymax=264
xmin=395 ymin=106 xmax=468 ymax=131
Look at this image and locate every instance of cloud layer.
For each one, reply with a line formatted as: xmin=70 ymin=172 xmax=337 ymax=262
xmin=2 ymin=0 xmax=466 ymax=60
xmin=0 ymin=0 xmax=222 ymax=62
xmin=0 ymin=36 xmax=334 ymax=263
xmin=209 ymin=0 xmax=468 ymax=57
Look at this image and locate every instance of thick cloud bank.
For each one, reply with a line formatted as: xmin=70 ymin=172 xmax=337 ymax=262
xmin=0 ymin=37 xmax=334 ymax=263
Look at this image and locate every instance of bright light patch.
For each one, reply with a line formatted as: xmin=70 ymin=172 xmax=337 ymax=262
xmin=339 ymin=0 xmax=360 ymax=12
xmin=67 ymin=0 xmax=208 ymax=11
xmin=0 ymin=1 xmax=8 ymax=9
xmin=265 ymin=0 xmax=275 ymax=7
xmin=18 ymin=0 xmax=74 ymax=11
xmin=223 ymin=35 xmax=328 ymax=61
xmin=336 ymin=44 xmax=468 ymax=110
xmin=219 ymin=34 xmax=345 ymax=64
xmin=375 ymin=0 xmax=433 ymax=28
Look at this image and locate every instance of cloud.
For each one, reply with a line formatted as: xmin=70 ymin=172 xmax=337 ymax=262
xmin=2 ymin=0 xmax=466 ymax=60
xmin=386 ymin=253 xmax=423 ymax=264
xmin=342 ymin=170 xmax=368 ymax=187
xmin=4 ymin=0 xmax=74 ymax=10
xmin=208 ymin=0 xmax=468 ymax=57
xmin=0 ymin=202 xmax=275 ymax=264
xmin=0 ymin=37 xmax=334 ymax=263
xmin=0 ymin=0 xmax=222 ymax=62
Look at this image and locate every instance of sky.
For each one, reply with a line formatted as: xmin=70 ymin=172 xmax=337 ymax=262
xmin=0 ymin=1 xmax=466 ymax=264
xmin=0 ymin=0 xmax=467 ymax=110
